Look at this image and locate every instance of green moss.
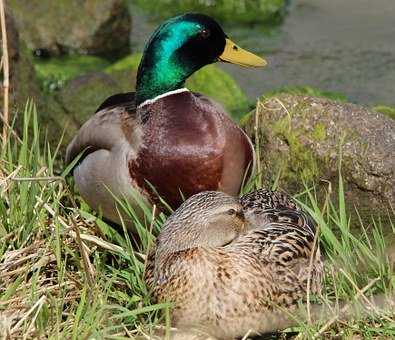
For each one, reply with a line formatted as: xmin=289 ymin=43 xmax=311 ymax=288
xmin=270 ymin=109 xmax=321 ymax=184
xmin=9 ymin=0 xmax=131 ymax=58
xmin=239 ymin=111 xmax=253 ymax=127
xmin=105 ymin=54 xmax=142 ymax=73
xmin=34 ymin=55 xmax=110 ymax=92
xmin=12 ymin=44 xmax=42 ymax=110
xmin=56 ymin=73 xmax=123 ymax=126
xmin=188 ymin=65 xmax=249 ymax=120
xmin=312 ymin=122 xmax=327 ymax=142
xmin=372 ymin=105 xmax=395 ymax=119
xmin=263 ymin=85 xmax=348 ymax=102
xmin=105 ymin=54 xmax=249 ymax=120
xmin=134 ymin=0 xmax=286 ymax=25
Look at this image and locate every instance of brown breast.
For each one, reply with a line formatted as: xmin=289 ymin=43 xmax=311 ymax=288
xmin=129 ymin=91 xmax=253 ymax=209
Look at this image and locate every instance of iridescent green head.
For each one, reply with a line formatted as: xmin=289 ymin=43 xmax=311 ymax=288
xmin=136 ymin=13 xmax=266 ymax=105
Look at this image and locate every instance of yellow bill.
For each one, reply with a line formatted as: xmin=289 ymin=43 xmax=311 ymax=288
xmin=219 ymin=38 xmax=267 ymax=67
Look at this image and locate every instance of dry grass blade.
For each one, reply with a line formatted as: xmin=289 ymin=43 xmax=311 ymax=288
xmin=313 ymin=277 xmax=380 ymax=338
xmin=67 ymin=212 xmax=96 ymax=286
xmin=143 ymin=204 xmax=157 ymax=273
xmin=306 ymin=221 xmax=321 ymax=325
xmin=241 ymin=329 xmax=253 ymax=340
xmin=253 ymin=100 xmax=262 ymax=184
xmin=10 ymin=295 xmax=46 ymax=334
xmin=0 ymin=0 xmax=9 ymax=145
xmin=36 ymin=195 xmax=146 ymax=261
xmin=0 ymin=222 xmax=83 ymax=338
xmin=11 ymin=176 xmax=65 ymax=182
xmin=338 ymin=268 xmax=394 ymax=323
xmin=36 ymin=184 xmax=96 ymax=287
xmin=0 ymin=165 xmax=22 ymax=195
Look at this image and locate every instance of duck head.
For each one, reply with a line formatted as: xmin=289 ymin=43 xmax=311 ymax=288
xmin=136 ymin=13 xmax=266 ymax=105
xmin=156 ymin=191 xmax=246 ymax=260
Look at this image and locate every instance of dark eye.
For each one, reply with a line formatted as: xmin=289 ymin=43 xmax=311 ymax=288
xmin=227 ymin=209 xmax=236 ymax=215
xmin=198 ymin=29 xmax=210 ymax=39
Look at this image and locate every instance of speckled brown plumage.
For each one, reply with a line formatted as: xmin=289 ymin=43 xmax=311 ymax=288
xmin=240 ymin=188 xmax=316 ymax=231
xmin=145 ymin=190 xmax=323 ymax=339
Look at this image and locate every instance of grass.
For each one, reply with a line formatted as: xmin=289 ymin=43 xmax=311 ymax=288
xmin=0 ymin=102 xmax=394 ymax=338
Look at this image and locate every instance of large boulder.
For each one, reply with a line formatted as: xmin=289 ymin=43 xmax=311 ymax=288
xmin=8 ymin=0 xmax=131 ymax=58
xmin=242 ymin=95 xmax=394 ymax=218
xmin=4 ymin=9 xmax=41 ymax=113
xmin=54 ymin=71 xmax=132 ymax=142
xmin=3 ymin=8 xmax=76 ymax=147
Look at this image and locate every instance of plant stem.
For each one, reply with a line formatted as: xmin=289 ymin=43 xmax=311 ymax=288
xmin=0 ymin=0 xmax=10 ymax=147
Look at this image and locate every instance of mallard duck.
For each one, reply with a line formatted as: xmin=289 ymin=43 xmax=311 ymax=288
xmin=145 ymin=189 xmax=323 ymax=339
xmin=65 ymin=13 xmax=266 ymax=225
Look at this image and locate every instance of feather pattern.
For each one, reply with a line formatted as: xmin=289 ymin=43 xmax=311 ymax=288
xmin=145 ymin=189 xmax=323 ymax=338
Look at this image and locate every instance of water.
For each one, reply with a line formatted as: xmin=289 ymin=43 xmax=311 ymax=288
xmin=131 ymin=0 xmax=395 ymax=106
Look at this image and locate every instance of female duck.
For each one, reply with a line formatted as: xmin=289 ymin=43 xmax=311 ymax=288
xmin=65 ymin=13 xmax=266 ymax=225
xmin=145 ymin=190 xmax=323 ymax=338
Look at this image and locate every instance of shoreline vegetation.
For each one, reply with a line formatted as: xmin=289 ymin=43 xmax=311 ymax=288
xmin=0 ymin=103 xmax=394 ymax=338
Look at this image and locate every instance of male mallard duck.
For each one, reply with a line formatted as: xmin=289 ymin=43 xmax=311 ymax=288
xmin=145 ymin=189 xmax=323 ymax=339
xmin=65 ymin=13 xmax=266 ymax=225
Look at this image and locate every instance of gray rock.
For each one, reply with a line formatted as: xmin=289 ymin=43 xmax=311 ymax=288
xmin=8 ymin=0 xmax=131 ymax=58
xmin=243 ymin=94 xmax=394 ymax=215
xmin=53 ymin=70 xmax=136 ymax=144
xmin=5 ymin=8 xmax=41 ymax=113
xmin=3 ymin=8 xmax=75 ymax=147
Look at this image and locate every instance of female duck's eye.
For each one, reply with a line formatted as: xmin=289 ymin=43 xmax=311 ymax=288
xmin=227 ymin=209 xmax=236 ymax=216
xmin=198 ymin=29 xmax=210 ymax=39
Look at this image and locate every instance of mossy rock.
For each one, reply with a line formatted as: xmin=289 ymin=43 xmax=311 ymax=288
xmin=30 ymin=53 xmax=136 ymax=146
xmin=55 ymin=73 xmax=122 ymax=123
xmin=373 ymin=105 xmax=395 ymax=120
xmin=188 ymin=65 xmax=250 ymax=120
xmin=106 ymin=54 xmax=249 ymax=120
xmin=34 ymin=55 xmax=111 ymax=92
xmin=5 ymin=7 xmax=133 ymax=148
xmin=263 ymin=85 xmax=348 ymax=102
xmin=8 ymin=0 xmax=131 ymax=58
xmin=239 ymin=85 xmax=347 ymax=124
xmin=53 ymin=71 xmax=137 ymax=144
xmin=3 ymin=8 xmax=67 ymax=147
xmin=106 ymin=54 xmax=142 ymax=73
xmin=243 ymin=94 xmax=395 ymax=223
xmin=5 ymin=9 xmax=41 ymax=113
xmin=134 ymin=0 xmax=287 ymax=25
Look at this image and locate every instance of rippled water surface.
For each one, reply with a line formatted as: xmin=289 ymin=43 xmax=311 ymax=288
xmin=131 ymin=0 xmax=395 ymax=105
